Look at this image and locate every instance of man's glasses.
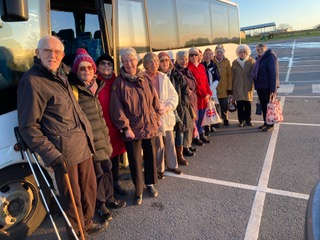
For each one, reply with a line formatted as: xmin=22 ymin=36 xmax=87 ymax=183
xmin=99 ymin=61 xmax=113 ymax=67
xmin=189 ymin=53 xmax=199 ymax=57
xmin=160 ymin=59 xmax=170 ymax=63
xmin=79 ymin=66 xmax=94 ymax=72
xmin=40 ymin=48 xmax=63 ymax=57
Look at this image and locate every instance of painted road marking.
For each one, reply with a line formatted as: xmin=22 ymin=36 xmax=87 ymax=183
xmin=277 ymin=84 xmax=294 ymax=93
xmin=312 ymin=84 xmax=320 ymax=93
xmin=285 ymin=39 xmax=296 ymax=83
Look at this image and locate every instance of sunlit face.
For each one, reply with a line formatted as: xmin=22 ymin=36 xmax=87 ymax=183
xmin=121 ymin=54 xmax=138 ymax=75
xmin=203 ymin=51 xmax=213 ymax=62
xmin=256 ymin=47 xmax=266 ymax=56
xmin=77 ymin=61 xmax=95 ymax=84
xmin=189 ymin=52 xmax=199 ymax=64
xmin=159 ymin=56 xmax=170 ymax=73
xmin=97 ymin=60 xmax=113 ymax=77
xmin=238 ymin=49 xmax=248 ymax=58
xmin=36 ymin=37 xmax=65 ymax=71
xmin=176 ymin=56 xmax=188 ymax=68
xmin=215 ymin=49 xmax=224 ymax=59
xmin=145 ymin=57 xmax=159 ymax=75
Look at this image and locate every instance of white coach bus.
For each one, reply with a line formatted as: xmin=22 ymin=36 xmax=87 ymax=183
xmin=0 ymin=0 xmax=240 ymax=238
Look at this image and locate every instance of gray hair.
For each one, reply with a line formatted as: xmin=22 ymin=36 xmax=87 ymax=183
xmin=142 ymin=52 xmax=159 ymax=69
xmin=256 ymin=43 xmax=267 ymax=50
xmin=176 ymin=51 xmax=188 ymax=59
xmin=37 ymin=35 xmax=65 ymax=52
xmin=120 ymin=47 xmax=138 ymax=62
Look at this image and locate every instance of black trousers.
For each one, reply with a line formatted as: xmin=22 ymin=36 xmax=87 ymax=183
xmin=94 ymin=160 xmax=114 ymax=206
xmin=124 ymin=137 xmax=157 ymax=196
xmin=111 ymin=155 xmax=121 ymax=182
xmin=257 ymin=89 xmax=274 ymax=126
xmin=54 ymin=157 xmax=96 ymax=237
xmin=236 ymin=100 xmax=252 ymax=123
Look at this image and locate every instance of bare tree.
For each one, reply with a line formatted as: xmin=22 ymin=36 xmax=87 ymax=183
xmin=277 ymin=23 xmax=292 ymax=31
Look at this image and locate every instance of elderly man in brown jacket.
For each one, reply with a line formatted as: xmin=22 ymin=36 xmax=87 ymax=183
xmin=110 ymin=47 xmax=161 ymax=206
xmin=17 ymin=36 xmax=107 ymax=239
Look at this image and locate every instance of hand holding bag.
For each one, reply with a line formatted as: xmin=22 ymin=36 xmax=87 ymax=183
xmin=201 ymin=100 xmax=222 ymax=126
xmin=266 ymin=93 xmax=284 ymax=125
xmin=228 ymin=95 xmax=237 ymax=112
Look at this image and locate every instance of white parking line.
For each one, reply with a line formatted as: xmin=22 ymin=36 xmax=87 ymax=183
xmin=312 ymin=84 xmax=320 ymax=93
xmin=285 ymin=40 xmax=296 ymax=83
xmin=277 ymin=84 xmax=294 ymax=93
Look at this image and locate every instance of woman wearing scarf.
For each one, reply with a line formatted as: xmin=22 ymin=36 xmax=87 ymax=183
xmin=251 ymin=43 xmax=279 ymax=132
xmin=69 ymin=48 xmax=126 ymax=224
xmin=232 ymin=44 xmax=255 ymax=127
xmin=109 ymin=47 xmax=161 ymax=206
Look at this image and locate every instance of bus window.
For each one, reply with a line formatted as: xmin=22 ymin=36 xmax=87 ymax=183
xmin=229 ymin=6 xmax=240 ymax=43
xmin=146 ymin=0 xmax=179 ymax=51
xmin=0 ymin=0 xmax=48 ymax=115
xmin=117 ymin=0 xmax=150 ymax=55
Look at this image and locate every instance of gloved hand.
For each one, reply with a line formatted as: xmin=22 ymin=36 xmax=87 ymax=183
xmin=50 ymin=155 xmax=67 ymax=173
xmin=227 ymin=90 xmax=233 ymax=95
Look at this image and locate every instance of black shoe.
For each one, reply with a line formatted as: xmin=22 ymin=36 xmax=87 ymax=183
xmin=238 ymin=122 xmax=245 ymax=127
xmin=114 ymin=183 xmax=128 ymax=196
xmin=107 ymin=199 xmax=126 ymax=209
xmin=262 ymin=125 xmax=274 ymax=132
xmin=246 ymin=122 xmax=254 ymax=126
xmin=97 ymin=204 xmax=113 ymax=221
xmin=258 ymin=124 xmax=267 ymax=129
xmin=210 ymin=126 xmax=217 ymax=132
xmin=157 ymin=171 xmax=165 ymax=179
xmin=183 ymin=147 xmax=195 ymax=156
xmin=147 ymin=185 xmax=159 ymax=198
xmin=204 ymin=131 xmax=210 ymax=137
xmin=224 ymin=120 xmax=230 ymax=126
xmin=167 ymin=168 xmax=182 ymax=175
xmin=192 ymin=138 xmax=204 ymax=146
xmin=133 ymin=195 xmax=142 ymax=205
xmin=189 ymin=147 xmax=197 ymax=152
xmin=200 ymin=134 xmax=211 ymax=143
xmin=87 ymin=220 xmax=109 ymax=235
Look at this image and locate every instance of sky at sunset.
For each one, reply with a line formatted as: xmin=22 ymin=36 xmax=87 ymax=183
xmin=234 ymin=0 xmax=320 ymax=30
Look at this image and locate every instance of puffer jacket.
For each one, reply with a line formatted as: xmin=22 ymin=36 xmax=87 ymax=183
xmin=17 ymin=57 xmax=94 ymax=167
xmin=69 ymin=74 xmax=113 ymax=161
xmin=232 ymin=57 xmax=255 ymax=101
xmin=110 ymin=68 xmax=161 ymax=141
xmin=213 ymin=57 xmax=232 ymax=98
xmin=146 ymin=71 xmax=178 ymax=132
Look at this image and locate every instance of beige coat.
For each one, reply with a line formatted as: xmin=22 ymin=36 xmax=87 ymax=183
xmin=213 ymin=57 xmax=232 ymax=98
xmin=231 ymin=57 xmax=255 ymax=101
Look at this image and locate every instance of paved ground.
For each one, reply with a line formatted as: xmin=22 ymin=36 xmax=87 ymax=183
xmin=26 ymin=36 xmax=320 ymax=240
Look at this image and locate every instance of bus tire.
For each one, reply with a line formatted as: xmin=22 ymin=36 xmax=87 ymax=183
xmin=0 ymin=163 xmax=50 ymax=240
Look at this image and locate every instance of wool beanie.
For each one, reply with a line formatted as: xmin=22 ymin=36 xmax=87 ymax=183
xmin=95 ymin=53 xmax=114 ymax=70
xmin=72 ymin=48 xmax=96 ymax=73
xmin=188 ymin=47 xmax=200 ymax=55
xmin=158 ymin=52 xmax=171 ymax=60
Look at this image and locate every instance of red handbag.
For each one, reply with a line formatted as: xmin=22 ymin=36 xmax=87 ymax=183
xmin=266 ymin=93 xmax=284 ymax=125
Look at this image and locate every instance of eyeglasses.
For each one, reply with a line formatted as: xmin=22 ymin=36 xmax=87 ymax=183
xmin=189 ymin=53 xmax=199 ymax=57
xmin=99 ymin=61 xmax=113 ymax=67
xmin=160 ymin=59 xmax=169 ymax=63
xmin=79 ymin=66 xmax=94 ymax=71
xmin=40 ymin=48 xmax=63 ymax=57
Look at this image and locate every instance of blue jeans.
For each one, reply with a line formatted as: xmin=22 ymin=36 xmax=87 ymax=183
xmin=196 ymin=108 xmax=206 ymax=136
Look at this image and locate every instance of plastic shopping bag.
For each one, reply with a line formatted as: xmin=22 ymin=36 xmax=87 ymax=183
xmin=266 ymin=93 xmax=284 ymax=125
xmin=201 ymin=100 xmax=222 ymax=126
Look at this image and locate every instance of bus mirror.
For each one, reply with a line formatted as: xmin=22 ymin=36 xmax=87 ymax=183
xmin=0 ymin=0 xmax=29 ymax=22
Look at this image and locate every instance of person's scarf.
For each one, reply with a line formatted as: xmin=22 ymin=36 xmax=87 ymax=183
xmin=251 ymin=55 xmax=262 ymax=81
xmin=120 ymin=67 xmax=145 ymax=85
xmin=79 ymin=75 xmax=98 ymax=95
xmin=236 ymin=56 xmax=249 ymax=68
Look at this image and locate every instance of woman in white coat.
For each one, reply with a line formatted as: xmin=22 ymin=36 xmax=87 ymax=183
xmin=143 ymin=53 xmax=182 ymax=179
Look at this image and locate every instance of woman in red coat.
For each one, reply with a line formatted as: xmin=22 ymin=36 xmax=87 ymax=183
xmin=187 ymin=47 xmax=212 ymax=144
xmin=96 ymin=54 xmax=127 ymax=196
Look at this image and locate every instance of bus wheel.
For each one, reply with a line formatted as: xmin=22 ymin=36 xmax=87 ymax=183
xmin=0 ymin=164 xmax=49 ymax=240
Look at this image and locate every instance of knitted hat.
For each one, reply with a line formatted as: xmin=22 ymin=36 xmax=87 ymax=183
xmin=188 ymin=47 xmax=200 ymax=55
xmin=158 ymin=52 xmax=171 ymax=60
xmin=236 ymin=44 xmax=251 ymax=56
xmin=95 ymin=53 xmax=114 ymax=70
xmin=72 ymin=48 xmax=96 ymax=73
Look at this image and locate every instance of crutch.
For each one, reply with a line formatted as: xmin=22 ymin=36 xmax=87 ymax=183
xmin=14 ymin=127 xmax=79 ymax=240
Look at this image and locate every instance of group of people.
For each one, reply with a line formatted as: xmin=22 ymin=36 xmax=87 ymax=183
xmin=17 ymin=35 xmax=278 ymax=239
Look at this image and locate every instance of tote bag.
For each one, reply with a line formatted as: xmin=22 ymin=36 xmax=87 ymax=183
xmin=201 ymin=100 xmax=222 ymax=126
xmin=266 ymin=93 xmax=284 ymax=125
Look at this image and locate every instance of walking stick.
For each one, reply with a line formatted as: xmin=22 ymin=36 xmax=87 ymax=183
xmin=14 ymin=127 xmax=80 ymax=240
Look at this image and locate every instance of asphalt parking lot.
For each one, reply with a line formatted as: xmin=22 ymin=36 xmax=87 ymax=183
xmin=27 ymin=36 xmax=320 ymax=240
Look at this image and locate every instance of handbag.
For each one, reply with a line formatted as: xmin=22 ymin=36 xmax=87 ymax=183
xmin=201 ymin=100 xmax=222 ymax=126
xmin=266 ymin=93 xmax=284 ymax=125
xmin=255 ymin=100 xmax=262 ymax=115
xmin=227 ymin=95 xmax=237 ymax=112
